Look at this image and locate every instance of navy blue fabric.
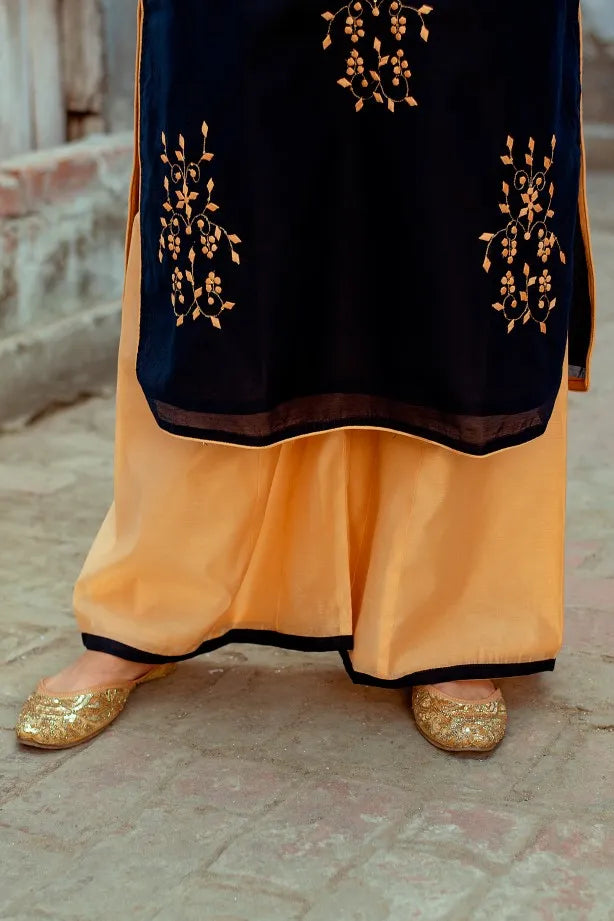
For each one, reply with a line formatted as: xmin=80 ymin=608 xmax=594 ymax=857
xmin=137 ymin=0 xmax=589 ymax=453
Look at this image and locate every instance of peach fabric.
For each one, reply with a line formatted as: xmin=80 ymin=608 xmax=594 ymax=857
xmin=74 ymin=215 xmax=568 ymax=681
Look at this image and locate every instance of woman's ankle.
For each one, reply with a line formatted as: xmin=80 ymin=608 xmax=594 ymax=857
xmin=432 ymin=679 xmax=497 ymax=701
xmin=44 ymin=651 xmax=156 ymax=694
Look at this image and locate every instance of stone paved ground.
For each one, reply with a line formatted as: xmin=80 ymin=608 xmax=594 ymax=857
xmin=1 ymin=174 xmax=613 ymax=921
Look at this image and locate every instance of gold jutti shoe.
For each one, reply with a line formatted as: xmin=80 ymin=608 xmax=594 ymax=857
xmin=411 ymin=684 xmax=507 ymax=753
xmin=16 ymin=663 xmax=176 ymax=750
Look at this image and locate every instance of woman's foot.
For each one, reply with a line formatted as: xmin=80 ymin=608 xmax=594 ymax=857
xmin=411 ymin=678 xmax=507 ymax=753
xmin=16 ymin=652 xmax=175 ymax=750
xmin=432 ymin=679 xmax=497 ymax=701
xmin=44 ymin=651 xmax=160 ymax=694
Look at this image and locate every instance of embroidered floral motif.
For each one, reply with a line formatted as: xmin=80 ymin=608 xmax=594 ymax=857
xmin=158 ymin=123 xmax=241 ymax=329
xmin=480 ymin=136 xmax=566 ymax=335
xmin=322 ymin=1 xmax=433 ymax=111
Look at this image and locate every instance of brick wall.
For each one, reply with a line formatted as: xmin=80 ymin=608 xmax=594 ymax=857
xmin=0 ymin=133 xmax=133 ymax=426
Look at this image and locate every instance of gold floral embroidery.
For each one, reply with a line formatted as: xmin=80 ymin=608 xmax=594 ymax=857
xmin=480 ymin=136 xmax=566 ymax=335
xmin=158 ymin=122 xmax=241 ymax=329
xmin=322 ymin=1 xmax=433 ymax=111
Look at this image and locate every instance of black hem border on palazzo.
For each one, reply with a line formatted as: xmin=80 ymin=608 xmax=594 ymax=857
xmin=339 ymin=649 xmax=557 ymax=688
xmin=82 ymin=630 xmax=354 ymax=664
xmin=83 ymin=631 xmax=556 ymax=687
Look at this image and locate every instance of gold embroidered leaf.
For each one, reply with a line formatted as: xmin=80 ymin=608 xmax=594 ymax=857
xmin=185 ymin=224 xmax=192 ymax=235
xmin=502 ymin=182 xmax=509 ymax=196
xmin=323 ymin=34 xmax=332 ymax=49
xmin=483 ymin=256 xmax=491 ymax=272
xmin=528 ymin=137 xmax=535 ymax=152
xmin=207 ymin=178 xmax=215 ymax=193
xmin=160 ymin=217 xmax=167 ymax=227
xmin=550 ymin=298 xmax=557 ymax=308
xmin=479 ymin=233 xmax=494 ymax=242
xmin=499 ymin=203 xmax=510 ymax=214
xmin=228 ymin=234 xmax=241 ymax=244
xmin=178 ymin=134 xmax=185 ymax=150
xmin=374 ymin=92 xmax=384 ymax=104
xmin=388 ymin=98 xmax=395 ymax=113
xmin=206 ymin=202 xmax=220 ymax=212
xmin=493 ymin=302 xmax=504 ymax=311
xmin=159 ymin=252 xmax=163 ymax=263
xmin=560 ymin=251 xmax=566 ymax=264
xmin=380 ymin=56 xmax=390 ymax=65
xmin=194 ymin=287 xmax=203 ymax=299
xmin=549 ymin=182 xmax=555 ymax=197
xmin=525 ymin=154 xmax=533 ymax=166
xmin=520 ymin=291 xmax=528 ymax=302
xmin=420 ymin=25 xmax=429 ymax=41
xmin=356 ymin=99 xmax=364 ymax=112
xmin=528 ymin=276 xmax=537 ymax=286
xmin=163 ymin=202 xmax=172 ymax=212
xmin=540 ymin=321 xmax=547 ymax=334
xmin=189 ymin=247 xmax=196 ymax=262
xmin=203 ymin=152 xmax=214 ymax=162
xmin=546 ymin=209 xmax=554 ymax=218
xmin=551 ymin=135 xmax=557 ymax=149
xmin=211 ymin=317 xmax=222 ymax=329
xmin=214 ymin=226 xmax=222 ymax=240
xmin=523 ymin=311 xmax=531 ymax=324
xmin=338 ymin=78 xmax=352 ymax=88
xmin=507 ymin=320 xmax=515 ymax=333
xmin=232 ymin=251 xmax=241 ymax=265
xmin=164 ymin=176 xmax=169 ymax=190
xmin=161 ymin=154 xmax=168 ymax=164
xmin=523 ymin=263 xmax=530 ymax=277
xmin=506 ymin=135 xmax=514 ymax=150
xmin=374 ymin=37 xmax=381 ymax=53
xmin=322 ymin=11 xmax=334 ymax=20
xmin=370 ymin=70 xmax=380 ymax=81
xmin=176 ymin=315 xmax=184 ymax=327
xmin=500 ymin=155 xmax=513 ymax=166
xmin=186 ymin=271 xmax=194 ymax=283
xmin=419 ymin=5 xmax=433 ymax=13
xmin=544 ymin=156 xmax=552 ymax=169
xmin=202 ymin=121 xmax=209 ymax=138
xmin=407 ymin=97 xmax=418 ymax=106
xmin=192 ymin=307 xmax=201 ymax=320
xmin=223 ymin=301 xmax=235 ymax=311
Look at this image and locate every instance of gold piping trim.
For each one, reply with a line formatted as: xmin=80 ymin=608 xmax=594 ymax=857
xmin=124 ymin=0 xmax=143 ymax=269
xmin=575 ymin=4 xmax=597 ymax=392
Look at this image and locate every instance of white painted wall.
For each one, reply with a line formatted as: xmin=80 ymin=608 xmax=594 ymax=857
xmin=583 ymin=0 xmax=614 ymax=44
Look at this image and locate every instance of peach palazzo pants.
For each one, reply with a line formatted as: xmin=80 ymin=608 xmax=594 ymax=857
xmin=74 ymin=214 xmax=568 ymax=687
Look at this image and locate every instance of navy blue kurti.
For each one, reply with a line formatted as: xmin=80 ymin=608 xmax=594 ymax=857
xmin=135 ymin=0 xmax=594 ymax=455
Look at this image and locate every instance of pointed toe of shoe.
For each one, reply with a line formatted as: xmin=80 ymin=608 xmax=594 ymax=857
xmin=16 ymin=663 xmax=176 ymax=749
xmin=16 ymin=687 xmax=132 ymax=749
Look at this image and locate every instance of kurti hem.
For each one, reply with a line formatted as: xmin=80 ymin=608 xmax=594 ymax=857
xmin=148 ymin=399 xmax=551 ymax=457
